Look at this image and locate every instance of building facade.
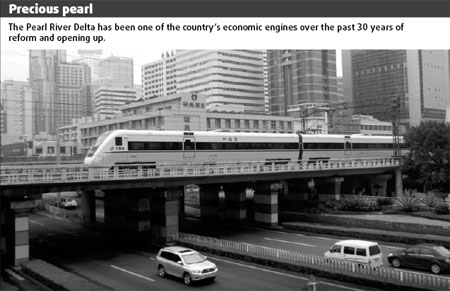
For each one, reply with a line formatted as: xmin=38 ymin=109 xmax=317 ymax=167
xmin=142 ymin=51 xmax=177 ymax=99
xmin=343 ymin=50 xmax=450 ymax=128
xmin=95 ymin=86 xmax=138 ymax=119
xmin=72 ymin=49 xmax=103 ymax=80
xmin=176 ymin=50 xmax=265 ymax=113
xmin=267 ymin=50 xmax=338 ymax=116
xmin=97 ymin=56 xmax=134 ymax=88
xmin=57 ymin=62 xmax=92 ymax=129
xmin=29 ymin=50 xmax=66 ymax=135
xmin=1 ymin=80 xmax=33 ymax=138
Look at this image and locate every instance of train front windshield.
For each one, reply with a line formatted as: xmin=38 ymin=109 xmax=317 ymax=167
xmin=86 ymin=131 xmax=113 ymax=158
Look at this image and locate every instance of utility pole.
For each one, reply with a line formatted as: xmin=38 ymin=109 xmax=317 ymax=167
xmin=390 ymin=94 xmax=401 ymax=161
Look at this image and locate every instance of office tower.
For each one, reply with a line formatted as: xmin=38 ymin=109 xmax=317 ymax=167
xmin=29 ymin=50 xmax=66 ymax=135
xmin=343 ymin=50 xmax=450 ymax=128
xmin=142 ymin=51 xmax=177 ymax=99
xmin=267 ymin=50 xmax=338 ymax=116
xmin=176 ymin=50 xmax=265 ymax=113
xmin=73 ymin=49 xmax=103 ymax=80
xmin=263 ymin=51 xmax=269 ymax=113
xmin=97 ymin=56 xmax=134 ymax=88
xmin=95 ymin=87 xmax=138 ymax=119
xmin=0 ymin=80 xmax=33 ymax=137
xmin=57 ymin=62 xmax=91 ymax=128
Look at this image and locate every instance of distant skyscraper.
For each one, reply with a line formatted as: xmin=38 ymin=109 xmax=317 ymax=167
xmin=57 ymin=62 xmax=91 ymax=128
xmin=142 ymin=51 xmax=177 ymax=99
xmin=98 ymin=56 xmax=133 ymax=88
xmin=73 ymin=49 xmax=103 ymax=80
xmin=95 ymin=87 xmax=138 ymax=119
xmin=1 ymin=80 xmax=33 ymax=137
xmin=267 ymin=50 xmax=338 ymax=116
xmin=343 ymin=50 xmax=450 ymax=128
xmin=29 ymin=50 xmax=66 ymax=135
xmin=176 ymin=50 xmax=265 ymax=113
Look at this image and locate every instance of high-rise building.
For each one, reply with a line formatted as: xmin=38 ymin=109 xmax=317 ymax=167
xmin=97 ymin=56 xmax=133 ymax=88
xmin=176 ymin=50 xmax=265 ymax=113
xmin=95 ymin=87 xmax=138 ymax=119
xmin=0 ymin=80 xmax=33 ymax=137
xmin=142 ymin=51 xmax=177 ymax=99
xmin=343 ymin=50 xmax=450 ymax=128
xmin=72 ymin=49 xmax=103 ymax=80
xmin=267 ymin=50 xmax=338 ymax=116
xmin=57 ymin=62 xmax=91 ymax=128
xmin=29 ymin=50 xmax=66 ymax=135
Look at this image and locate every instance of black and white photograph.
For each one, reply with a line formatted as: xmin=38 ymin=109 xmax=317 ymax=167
xmin=1 ymin=47 xmax=449 ymax=291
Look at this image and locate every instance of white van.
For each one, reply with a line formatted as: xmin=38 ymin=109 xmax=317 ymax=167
xmin=324 ymin=240 xmax=383 ymax=267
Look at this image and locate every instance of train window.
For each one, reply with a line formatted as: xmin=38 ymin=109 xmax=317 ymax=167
xmin=184 ymin=139 xmax=195 ymax=151
xmin=304 ymin=143 xmax=344 ymax=150
xmin=129 ymin=142 xmax=145 ymax=150
xmin=115 ymin=137 xmax=123 ymax=146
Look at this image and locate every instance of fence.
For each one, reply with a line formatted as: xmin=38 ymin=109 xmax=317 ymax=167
xmin=178 ymin=233 xmax=450 ymax=291
xmin=1 ymin=158 xmax=399 ymax=185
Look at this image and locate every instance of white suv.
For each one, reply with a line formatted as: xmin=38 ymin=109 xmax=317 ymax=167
xmin=156 ymin=246 xmax=218 ymax=285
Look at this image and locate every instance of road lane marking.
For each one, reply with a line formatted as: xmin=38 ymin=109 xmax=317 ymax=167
xmin=264 ymin=237 xmax=316 ymax=247
xmin=30 ymin=220 xmax=44 ymax=226
xmin=110 ymin=265 xmax=155 ymax=282
xmin=211 ymin=257 xmax=365 ymax=291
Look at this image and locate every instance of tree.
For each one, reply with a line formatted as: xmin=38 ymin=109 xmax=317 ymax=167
xmin=402 ymin=121 xmax=450 ymax=193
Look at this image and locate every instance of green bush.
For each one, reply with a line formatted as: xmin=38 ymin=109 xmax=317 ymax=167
xmin=434 ymin=202 xmax=450 ymax=214
xmin=396 ymin=190 xmax=420 ymax=212
xmin=338 ymin=197 xmax=380 ymax=212
xmin=377 ymin=197 xmax=394 ymax=206
xmin=421 ymin=191 xmax=440 ymax=207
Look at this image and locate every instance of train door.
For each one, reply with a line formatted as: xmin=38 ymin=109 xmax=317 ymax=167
xmin=183 ymin=137 xmax=195 ymax=158
xmin=344 ymin=136 xmax=352 ymax=158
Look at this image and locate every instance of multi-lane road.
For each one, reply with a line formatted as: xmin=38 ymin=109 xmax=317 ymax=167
xmin=29 ymin=211 xmax=384 ymax=291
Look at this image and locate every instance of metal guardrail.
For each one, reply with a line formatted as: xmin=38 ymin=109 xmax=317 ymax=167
xmin=0 ymin=158 xmax=400 ymax=186
xmin=178 ymin=233 xmax=450 ymax=291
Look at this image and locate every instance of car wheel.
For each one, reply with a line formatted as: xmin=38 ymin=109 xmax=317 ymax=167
xmin=391 ymin=258 xmax=401 ymax=268
xmin=430 ymin=263 xmax=441 ymax=274
xmin=158 ymin=265 xmax=166 ymax=277
xmin=183 ymin=273 xmax=192 ymax=286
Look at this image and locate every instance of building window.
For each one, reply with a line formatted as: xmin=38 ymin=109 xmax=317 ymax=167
xmin=184 ymin=116 xmax=190 ymax=123
xmin=47 ymin=146 xmax=55 ymax=154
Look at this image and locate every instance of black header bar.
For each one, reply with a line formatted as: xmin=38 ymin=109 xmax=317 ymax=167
xmin=1 ymin=0 xmax=450 ymax=18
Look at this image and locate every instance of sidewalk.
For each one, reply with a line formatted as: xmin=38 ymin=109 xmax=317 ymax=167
xmin=281 ymin=212 xmax=450 ymax=248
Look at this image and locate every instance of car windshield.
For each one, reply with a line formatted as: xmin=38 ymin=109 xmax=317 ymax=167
xmin=433 ymin=246 xmax=450 ymax=256
xmin=369 ymin=245 xmax=381 ymax=256
xmin=181 ymin=252 xmax=206 ymax=265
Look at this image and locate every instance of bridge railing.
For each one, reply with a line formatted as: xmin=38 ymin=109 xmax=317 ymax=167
xmin=178 ymin=232 xmax=449 ymax=291
xmin=0 ymin=158 xmax=400 ymax=185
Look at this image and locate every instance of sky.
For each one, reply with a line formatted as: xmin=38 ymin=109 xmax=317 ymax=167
xmin=1 ymin=49 xmax=343 ymax=84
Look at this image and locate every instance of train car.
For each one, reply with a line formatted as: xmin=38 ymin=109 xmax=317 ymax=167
xmin=84 ymin=130 xmax=400 ymax=169
xmin=84 ymin=130 xmax=300 ymax=168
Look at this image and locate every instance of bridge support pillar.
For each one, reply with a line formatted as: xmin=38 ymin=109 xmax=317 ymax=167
xmin=253 ymin=183 xmax=279 ymax=227
xmin=81 ymin=190 xmax=96 ymax=224
xmin=104 ymin=191 xmax=151 ymax=239
xmin=1 ymin=205 xmax=30 ymax=268
xmin=150 ymin=188 xmax=181 ymax=245
xmin=325 ymin=177 xmax=344 ymax=201
xmin=395 ymin=169 xmax=403 ymax=196
xmin=369 ymin=174 xmax=392 ymax=196
xmin=199 ymin=185 xmax=220 ymax=221
xmin=224 ymin=184 xmax=246 ymax=221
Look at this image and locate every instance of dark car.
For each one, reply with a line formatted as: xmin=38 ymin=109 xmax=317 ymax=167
xmin=387 ymin=243 xmax=450 ymax=274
